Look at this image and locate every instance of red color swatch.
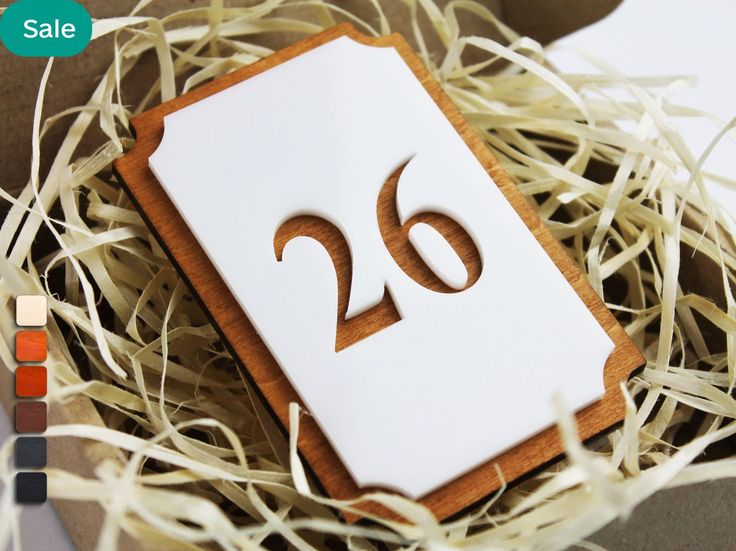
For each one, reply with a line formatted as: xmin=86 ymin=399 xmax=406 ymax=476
xmin=15 ymin=331 xmax=46 ymax=362
xmin=15 ymin=402 xmax=47 ymax=433
xmin=15 ymin=366 xmax=47 ymax=398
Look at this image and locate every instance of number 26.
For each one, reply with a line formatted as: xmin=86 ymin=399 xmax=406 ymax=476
xmin=274 ymin=158 xmax=483 ymax=351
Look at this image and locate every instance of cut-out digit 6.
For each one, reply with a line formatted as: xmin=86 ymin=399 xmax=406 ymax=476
xmin=377 ymin=160 xmax=482 ymax=293
xmin=274 ymin=158 xmax=483 ymax=352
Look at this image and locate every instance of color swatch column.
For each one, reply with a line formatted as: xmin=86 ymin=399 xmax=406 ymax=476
xmin=14 ymin=295 xmax=48 ymax=504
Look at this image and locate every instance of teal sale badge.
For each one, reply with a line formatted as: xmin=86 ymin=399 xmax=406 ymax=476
xmin=0 ymin=0 xmax=92 ymax=57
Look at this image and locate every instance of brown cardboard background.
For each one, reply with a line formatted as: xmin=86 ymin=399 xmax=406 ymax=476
xmin=0 ymin=0 xmax=621 ymax=200
xmin=5 ymin=1 xmax=732 ymax=549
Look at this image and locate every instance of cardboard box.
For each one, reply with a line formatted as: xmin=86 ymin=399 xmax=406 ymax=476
xmin=0 ymin=1 xmax=622 ymax=549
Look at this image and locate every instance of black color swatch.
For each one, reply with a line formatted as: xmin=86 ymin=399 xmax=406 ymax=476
xmin=15 ymin=437 xmax=47 ymax=468
xmin=15 ymin=472 xmax=47 ymax=504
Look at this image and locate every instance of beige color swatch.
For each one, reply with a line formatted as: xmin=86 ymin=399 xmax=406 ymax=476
xmin=15 ymin=295 xmax=47 ymax=327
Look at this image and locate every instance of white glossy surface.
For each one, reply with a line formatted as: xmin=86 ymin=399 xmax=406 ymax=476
xmin=149 ymin=35 xmax=613 ymax=498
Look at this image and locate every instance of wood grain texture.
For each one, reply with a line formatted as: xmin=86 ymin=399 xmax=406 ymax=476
xmin=15 ymin=366 xmax=47 ymax=398
xmin=15 ymin=330 xmax=47 ymax=362
xmin=15 ymin=401 xmax=47 ymax=433
xmin=113 ymin=23 xmax=645 ymax=522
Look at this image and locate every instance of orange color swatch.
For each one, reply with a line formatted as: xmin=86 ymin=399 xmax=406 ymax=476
xmin=15 ymin=366 xmax=47 ymax=398
xmin=15 ymin=331 xmax=46 ymax=362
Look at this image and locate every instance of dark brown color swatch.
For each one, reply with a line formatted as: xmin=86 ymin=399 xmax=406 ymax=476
xmin=15 ymin=402 xmax=47 ymax=433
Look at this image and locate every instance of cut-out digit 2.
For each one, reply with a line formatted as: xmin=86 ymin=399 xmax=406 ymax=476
xmin=274 ymin=215 xmax=400 ymax=352
xmin=273 ymin=158 xmax=483 ymax=352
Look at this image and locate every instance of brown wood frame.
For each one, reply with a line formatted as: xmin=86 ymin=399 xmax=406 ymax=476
xmin=113 ymin=23 xmax=644 ymax=522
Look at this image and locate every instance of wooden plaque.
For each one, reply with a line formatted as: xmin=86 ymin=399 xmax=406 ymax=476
xmin=113 ymin=23 xmax=644 ymax=522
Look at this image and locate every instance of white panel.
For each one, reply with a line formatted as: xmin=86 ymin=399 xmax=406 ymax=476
xmin=149 ymin=36 xmax=614 ymax=499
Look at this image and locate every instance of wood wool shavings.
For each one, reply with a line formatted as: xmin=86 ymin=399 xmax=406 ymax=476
xmin=1 ymin=1 xmax=736 ymax=549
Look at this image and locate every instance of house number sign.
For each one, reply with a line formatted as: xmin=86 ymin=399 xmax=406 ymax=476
xmin=114 ymin=24 xmax=644 ymax=521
